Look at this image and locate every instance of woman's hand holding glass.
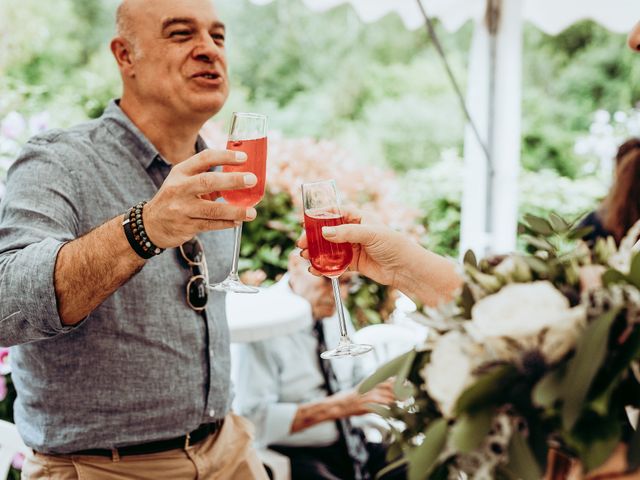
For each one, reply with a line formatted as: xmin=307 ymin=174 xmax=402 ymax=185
xmin=301 ymin=180 xmax=372 ymax=358
xmin=297 ymin=208 xmax=463 ymax=308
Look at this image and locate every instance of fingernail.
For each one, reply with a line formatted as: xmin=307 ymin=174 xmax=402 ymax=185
xmin=235 ymin=152 xmax=248 ymax=162
xmin=244 ymin=173 xmax=257 ymax=186
xmin=246 ymin=208 xmax=257 ymax=220
xmin=322 ymin=227 xmax=336 ymax=237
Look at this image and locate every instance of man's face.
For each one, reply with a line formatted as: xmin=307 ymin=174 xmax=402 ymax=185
xmin=123 ymin=0 xmax=229 ymax=120
xmin=629 ymin=21 xmax=640 ymax=52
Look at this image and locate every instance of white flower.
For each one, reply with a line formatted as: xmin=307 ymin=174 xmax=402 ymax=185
xmin=471 ymin=281 xmax=586 ymax=363
xmin=422 ymin=331 xmax=483 ymax=417
xmin=1 ymin=111 xmax=26 ymax=140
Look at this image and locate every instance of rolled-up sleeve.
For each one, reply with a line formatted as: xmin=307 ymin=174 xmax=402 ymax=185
xmin=0 ymin=137 xmax=81 ymax=346
xmin=233 ymin=342 xmax=299 ymax=447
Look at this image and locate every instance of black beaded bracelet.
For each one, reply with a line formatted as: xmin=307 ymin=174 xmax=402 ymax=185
xmin=122 ymin=201 xmax=165 ymax=259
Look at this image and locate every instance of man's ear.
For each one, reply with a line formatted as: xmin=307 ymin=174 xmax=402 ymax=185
xmin=110 ymin=37 xmax=136 ymax=77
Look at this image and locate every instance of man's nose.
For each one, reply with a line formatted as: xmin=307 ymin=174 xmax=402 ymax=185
xmin=628 ymin=21 xmax=640 ymax=52
xmin=193 ymin=33 xmax=222 ymax=63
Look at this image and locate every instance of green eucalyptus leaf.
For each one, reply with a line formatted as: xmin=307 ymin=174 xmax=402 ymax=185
xmin=375 ymin=457 xmax=408 ymax=480
xmin=393 ymin=381 xmax=416 ymax=401
xmin=549 ymin=212 xmax=570 ymax=232
xmin=359 ymin=349 xmax=416 ymax=394
xmin=407 ymin=418 xmax=448 ymax=480
xmin=522 ymin=256 xmax=549 ymax=275
xmin=521 ymin=234 xmax=556 ymax=253
xmin=628 ymin=252 xmax=640 ymax=289
xmin=589 ymin=377 xmax=620 ymax=416
xmin=504 ymin=431 xmax=543 ymax=480
xmin=455 ymin=364 xmax=518 ymax=415
xmin=460 ymin=283 xmax=475 ymax=319
xmin=523 ymin=214 xmax=554 ymax=236
xmin=562 ymin=308 xmax=619 ymax=430
xmin=367 ymin=404 xmax=392 ymax=419
xmin=463 ymin=250 xmax=477 ymax=268
xmin=582 ymin=418 xmax=621 ymax=471
xmin=567 ymin=225 xmax=594 ymax=241
xmin=601 ymin=269 xmax=628 ymax=287
xmin=532 ymin=365 xmax=566 ymax=408
xmin=450 ymin=408 xmax=493 ymax=453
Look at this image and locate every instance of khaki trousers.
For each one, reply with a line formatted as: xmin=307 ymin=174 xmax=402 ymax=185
xmin=21 ymin=413 xmax=269 ymax=480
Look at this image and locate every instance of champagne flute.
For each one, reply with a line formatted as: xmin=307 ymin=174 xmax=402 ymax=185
xmin=209 ymin=112 xmax=267 ymax=294
xmin=302 ymin=180 xmax=372 ymax=358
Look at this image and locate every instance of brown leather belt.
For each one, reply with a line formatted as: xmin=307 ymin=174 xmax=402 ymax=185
xmin=70 ymin=419 xmax=224 ymax=457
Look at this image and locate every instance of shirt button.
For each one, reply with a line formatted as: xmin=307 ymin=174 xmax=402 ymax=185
xmin=209 ymin=348 xmax=214 ymax=357
xmin=209 ymin=409 xmax=215 ymax=417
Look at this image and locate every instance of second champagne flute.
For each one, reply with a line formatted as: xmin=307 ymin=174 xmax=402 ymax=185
xmin=209 ymin=112 xmax=267 ymax=294
xmin=302 ymin=179 xmax=372 ymax=358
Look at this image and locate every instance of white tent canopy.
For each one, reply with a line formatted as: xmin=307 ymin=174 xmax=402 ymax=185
xmin=251 ymin=0 xmax=640 ymax=256
xmin=251 ymin=0 xmax=638 ymax=34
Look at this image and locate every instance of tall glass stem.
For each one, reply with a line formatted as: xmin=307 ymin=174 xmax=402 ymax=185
xmin=229 ymin=222 xmax=243 ymax=279
xmin=331 ymin=277 xmax=349 ymax=338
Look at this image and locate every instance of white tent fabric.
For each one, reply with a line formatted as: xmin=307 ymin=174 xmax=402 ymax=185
xmin=250 ymin=0 xmax=640 ymax=34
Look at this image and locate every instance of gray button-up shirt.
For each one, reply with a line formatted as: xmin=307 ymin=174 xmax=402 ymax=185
xmin=0 ymin=100 xmax=234 ymax=453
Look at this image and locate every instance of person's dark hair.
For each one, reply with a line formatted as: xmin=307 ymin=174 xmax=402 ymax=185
xmin=615 ymin=137 xmax=640 ymax=165
xmin=601 ymin=138 xmax=640 ymax=242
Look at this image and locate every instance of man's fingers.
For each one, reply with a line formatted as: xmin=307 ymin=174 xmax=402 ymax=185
xmin=308 ymin=265 xmax=323 ymax=276
xmin=191 ymin=200 xmax=256 ymax=223
xmin=296 ymin=232 xmax=308 ymax=249
xmin=190 ymin=171 xmax=257 ymax=195
xmin=177 ymin=149 xmax=247 ymax=175
xmin=322 ymin=224 xmax=376 ymax=245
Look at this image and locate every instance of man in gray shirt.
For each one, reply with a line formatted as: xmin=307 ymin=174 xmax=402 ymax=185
xmin=0 ymin=0 xmax=269 ymax=478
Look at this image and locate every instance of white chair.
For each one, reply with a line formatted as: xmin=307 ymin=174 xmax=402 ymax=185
xmin=257 ymin=448 xmax=291 ymax=480
xmin=0 ymin=420 xmax=30 ymax=479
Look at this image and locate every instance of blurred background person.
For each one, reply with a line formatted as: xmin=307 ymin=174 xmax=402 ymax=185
xmin=580 ymin=137 xmax=640 ymax=246
xmin=233 ymin=251 xmax=405 ymax=480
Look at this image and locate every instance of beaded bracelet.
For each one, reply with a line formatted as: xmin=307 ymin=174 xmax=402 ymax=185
xmin=122 ymin=201 xmax=165 ymax=259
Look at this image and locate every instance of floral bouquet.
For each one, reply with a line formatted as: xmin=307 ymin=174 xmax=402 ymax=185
xmin=362 ymin=214 xmax=640 ymax=479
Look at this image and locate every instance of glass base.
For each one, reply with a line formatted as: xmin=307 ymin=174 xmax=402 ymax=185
xmin=208 ymin=275 xmax=259 ymax=294
xmin=321 ymin=337 xmax=373 ymax=359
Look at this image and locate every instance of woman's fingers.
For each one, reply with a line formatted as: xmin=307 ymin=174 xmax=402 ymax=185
xmin=322 ymin=223 xmax=377 ymax=245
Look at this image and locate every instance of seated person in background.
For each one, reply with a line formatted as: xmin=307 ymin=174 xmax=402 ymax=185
xmin=233 ymin=251 xmax=405 ymax=480
xmin=580 ymin=137 xmax=640 ymax=246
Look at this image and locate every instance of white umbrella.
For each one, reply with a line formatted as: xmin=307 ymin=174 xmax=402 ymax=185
xmin=250 ymin=0 xmax=640 ymax=255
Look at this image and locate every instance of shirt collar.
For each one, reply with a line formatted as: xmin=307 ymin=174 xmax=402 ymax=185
xmin=102 ymin=99 xmax=209 ymax=170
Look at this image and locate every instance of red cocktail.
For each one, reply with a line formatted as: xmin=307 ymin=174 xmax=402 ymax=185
xmin=208 ymin=112 xmax=267 ymax=294
xmin=222 ymin=137 xmax=267 ymax=207
xmin=304 ymin=210 xmax=352 ymax=277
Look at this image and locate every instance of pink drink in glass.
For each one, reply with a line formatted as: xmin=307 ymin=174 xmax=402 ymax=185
xmin=304 ymin=210 xmax=353 ymax=277
xmin=222 ymin=137 xmax=267 ymax=208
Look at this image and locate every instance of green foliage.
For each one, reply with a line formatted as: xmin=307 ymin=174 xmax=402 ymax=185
xmin=360 ymin=213 xmax=640 ymax=477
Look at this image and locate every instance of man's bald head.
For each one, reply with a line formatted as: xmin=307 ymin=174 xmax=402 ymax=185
xmin=115 ymin=0 xmax=143 ymax=51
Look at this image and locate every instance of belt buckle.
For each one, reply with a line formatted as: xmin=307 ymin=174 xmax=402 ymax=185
xmin=184 ymin=432 xmax=191 ymax=449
